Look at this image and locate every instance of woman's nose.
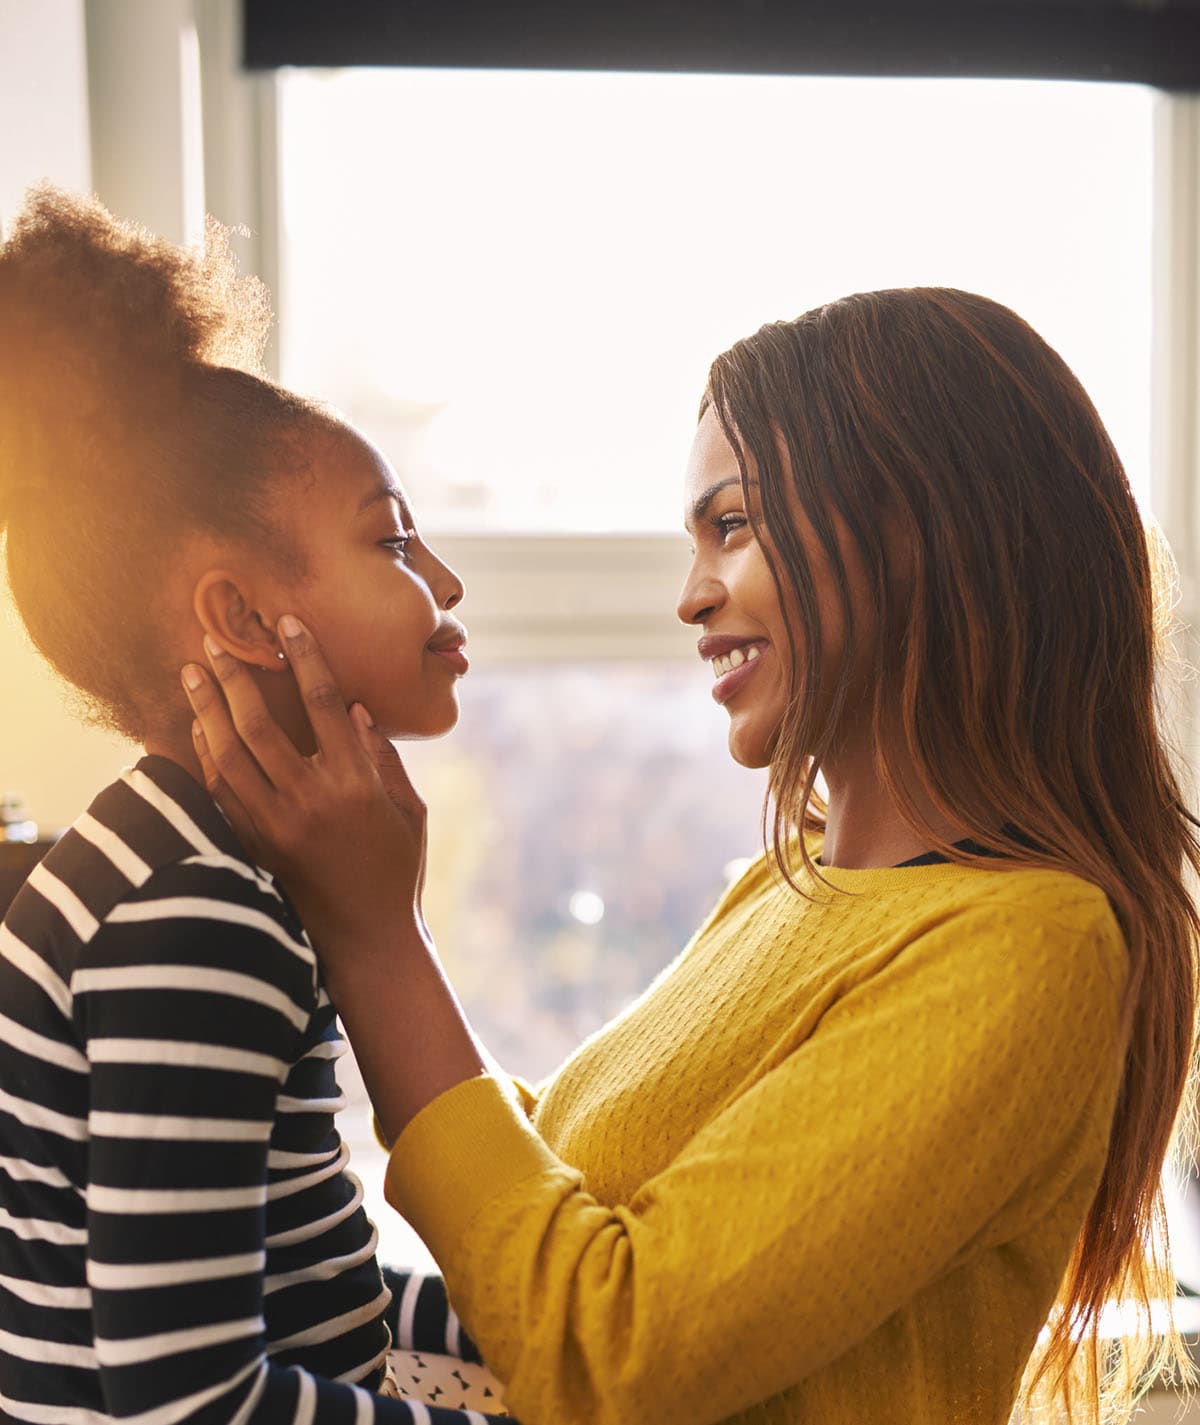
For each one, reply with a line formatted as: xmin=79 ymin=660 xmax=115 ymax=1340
xmin=677 ymin=563 xmax=722 ymax=626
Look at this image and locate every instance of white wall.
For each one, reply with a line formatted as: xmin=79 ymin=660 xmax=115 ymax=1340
xmin=1152 ymin=97 xmax=1200 ymax=798
xmin=0 ymin=0 xmax=135 ymax=831
xmin=0 ymin=0 xmax=90 ymax=225
xmin=85 ymin=0 xmax=205 ymax=246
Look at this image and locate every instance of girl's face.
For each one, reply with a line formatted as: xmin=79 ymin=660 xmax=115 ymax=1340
xmin=279 ymin=422 xmax=467 ymax=739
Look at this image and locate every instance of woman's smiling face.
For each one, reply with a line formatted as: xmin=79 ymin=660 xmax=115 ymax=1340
xmin=678 ymin=407 xmax=791 ymax=768
xmin=678 ymin=406 xmax=873 ymax=771
xmin=278 ymin=420 xmax=468 ymax=740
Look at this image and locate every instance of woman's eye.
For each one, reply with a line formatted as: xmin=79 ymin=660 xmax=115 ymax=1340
xmin=381 ymin=532 xmax=416 ymax=557
xmin=713 ymin=513 xmax=748 ymax=543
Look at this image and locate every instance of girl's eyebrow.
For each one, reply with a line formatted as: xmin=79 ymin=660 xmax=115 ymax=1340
xmin=357 ymin=480 xmax=411 ymax=522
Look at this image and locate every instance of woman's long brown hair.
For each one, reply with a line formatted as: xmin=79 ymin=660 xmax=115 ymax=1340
xmin=706 ymin=288 xmax=1200 ymax=1423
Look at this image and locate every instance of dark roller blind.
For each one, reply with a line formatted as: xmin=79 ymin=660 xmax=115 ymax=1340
xmin=243 ymin=0 xmax=1200 ymax=89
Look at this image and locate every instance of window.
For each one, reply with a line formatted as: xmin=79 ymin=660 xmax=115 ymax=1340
xmin=278 ymin=70 xmax=1155 ymax=528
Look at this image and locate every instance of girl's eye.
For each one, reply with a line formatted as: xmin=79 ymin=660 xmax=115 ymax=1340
xmin=381 ymin=532 xmax=416 ymax=557
xmin=713 ymin=513 xmax=748 ymax=543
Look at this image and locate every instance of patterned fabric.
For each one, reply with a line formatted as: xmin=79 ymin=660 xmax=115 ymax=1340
xmin=387 ymin=1351 xmax=508 ymax=1415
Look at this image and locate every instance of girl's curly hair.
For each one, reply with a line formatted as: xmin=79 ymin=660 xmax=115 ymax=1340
xmin=0 ymin=185 xmax=318 ymax=738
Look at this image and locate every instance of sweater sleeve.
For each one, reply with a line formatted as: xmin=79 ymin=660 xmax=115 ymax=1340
xmin=384 ymin=900 xmax=1128 ymax=1425
xmin=76 ymin=856 xmax=504 ymax=1425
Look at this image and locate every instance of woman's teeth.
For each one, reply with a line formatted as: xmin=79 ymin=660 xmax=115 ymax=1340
xmin=712 ymin=645 xmax=763 ymax=679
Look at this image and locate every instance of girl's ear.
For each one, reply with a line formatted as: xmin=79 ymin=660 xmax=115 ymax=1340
xmin=192 ymin=568 xmax=287 ymax=671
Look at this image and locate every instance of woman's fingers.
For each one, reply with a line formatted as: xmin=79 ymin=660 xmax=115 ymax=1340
xmin=181 ymin=660 xmax=278 ymax=821
xmin=349 ymin=703 xmax=424 ymax=816
xmin=199 ymin=635 xmax=302 ymax=790
xmin=349 ymin=702 xmax=429 ymax=913
xmin=277 ymin=616 xmax=358 ymax=772
xmin=190 ymin=718 xmax=267 ymax=862
xmin=178 ymin=638 xmax=430 ymax=947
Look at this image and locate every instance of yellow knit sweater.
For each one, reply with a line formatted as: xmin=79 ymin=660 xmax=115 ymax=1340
xmin=385 ymin=850 xmax=1128 ymax=1425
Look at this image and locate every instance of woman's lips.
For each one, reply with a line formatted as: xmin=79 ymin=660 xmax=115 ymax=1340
xmin=711 ymin=647 xmax=765 ymax=705
xmin=699 ymin=636 xmax=769 ymax=707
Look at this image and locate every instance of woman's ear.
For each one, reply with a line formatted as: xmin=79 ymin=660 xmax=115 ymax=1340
xmin=192 ymin=569 xmax=287 ymax=672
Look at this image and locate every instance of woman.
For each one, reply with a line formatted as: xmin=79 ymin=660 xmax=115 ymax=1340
xmin=187 ymin=288 xmax=1200 ymax=1425
xmin=0 ymin=187 xmax=507 ymax=1421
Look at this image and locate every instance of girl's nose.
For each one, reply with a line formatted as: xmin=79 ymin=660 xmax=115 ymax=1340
xmin=426 ymin=546 xmax=465 ymax=610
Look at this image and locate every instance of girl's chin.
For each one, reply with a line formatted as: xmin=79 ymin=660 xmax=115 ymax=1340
xmin=376 ymin=699 xmax=461 ymax=742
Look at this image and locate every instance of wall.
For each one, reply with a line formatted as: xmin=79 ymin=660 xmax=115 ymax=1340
xmin=0 ymin=0 xmax=135 ymax=831
xmin=1152 ymin=97 xmax=1200 ymax=797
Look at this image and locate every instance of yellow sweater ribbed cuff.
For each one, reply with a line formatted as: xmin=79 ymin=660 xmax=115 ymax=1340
xmin=384 ymin=1074 xmax=567 ymax=1258
xmin=374 ymin=1068 xmax=539 ymax=1153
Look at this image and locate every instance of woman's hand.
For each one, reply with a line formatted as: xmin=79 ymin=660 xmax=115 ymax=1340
xmin=181 ymin=616 xmax=428 ymax=965
xmin=181 ymin=615 xmax=487 ymax=1141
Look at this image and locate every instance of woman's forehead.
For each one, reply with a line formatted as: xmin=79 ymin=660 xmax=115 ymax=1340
xmin=685 ymin=408 xmax=740 ymax=486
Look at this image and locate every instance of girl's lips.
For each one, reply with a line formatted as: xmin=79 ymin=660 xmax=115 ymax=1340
xmin=712 ymin=648 xmax=765 ymax=705
xmin=427 ymin=618 xmax=469 ymax=676
xmin=430 ymin=645 xmax=469 ymax=676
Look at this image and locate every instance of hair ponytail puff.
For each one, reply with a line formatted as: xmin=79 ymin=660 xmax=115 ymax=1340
xmin=0 ymin=187 xmax=275 ymax=518
xmin=0 ymin=184 xmax=314 ymax=739
xmin=0 ymin=186 xmax=272 ymax=377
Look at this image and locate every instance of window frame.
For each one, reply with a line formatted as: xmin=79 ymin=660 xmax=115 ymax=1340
xmin=1151 ymin=95 xmax=1200 ymax=793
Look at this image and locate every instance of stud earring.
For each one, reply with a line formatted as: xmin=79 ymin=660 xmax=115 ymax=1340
xmin=275 ymin=650 xmax=286 ymax=662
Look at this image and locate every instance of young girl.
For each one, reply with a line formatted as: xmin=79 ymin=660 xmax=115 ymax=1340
xmin=187 ymin=289 xmax=1200 ymax=1425
xmin=0 ymin=188 xmax=508 ymax=1422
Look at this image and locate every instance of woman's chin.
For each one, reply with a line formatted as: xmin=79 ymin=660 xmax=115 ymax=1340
xmin=726 ymin=727 xmax=771 ymax=770
xmin=724 ymin=705 xmax=784 ymax=770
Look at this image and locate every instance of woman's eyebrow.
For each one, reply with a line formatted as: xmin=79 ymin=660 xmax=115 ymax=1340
xmin=685 ymin=476 xmax=755 ymax=530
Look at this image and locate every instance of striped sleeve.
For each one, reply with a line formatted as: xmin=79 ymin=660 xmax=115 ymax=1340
xmin=382 ymin=1269 xmax=483 ymax=1364
xmin=71 ymin=856 xmax=508 ymax=1424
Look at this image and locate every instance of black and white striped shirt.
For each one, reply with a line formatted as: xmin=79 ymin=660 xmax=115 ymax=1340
xmin=0 ymin=754 xmax=505 ymax=1424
